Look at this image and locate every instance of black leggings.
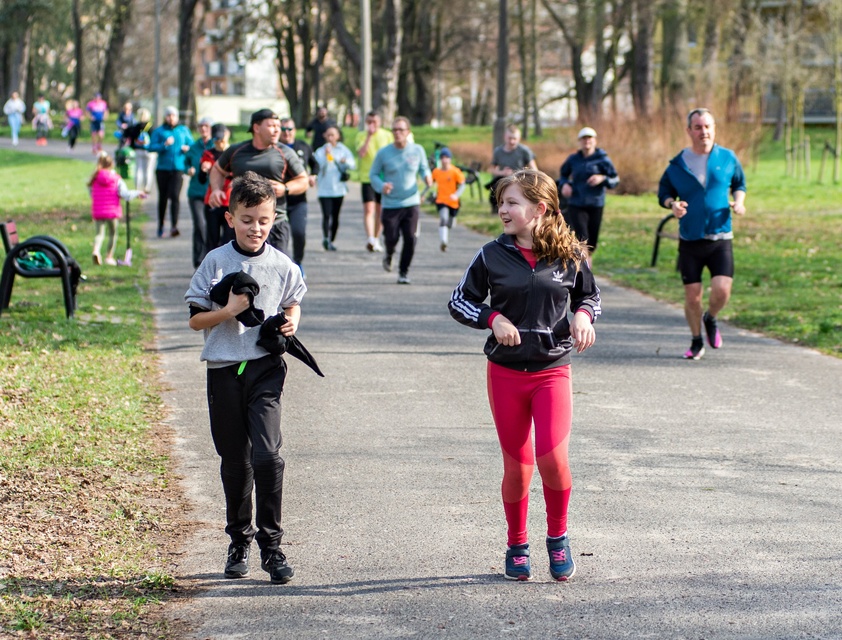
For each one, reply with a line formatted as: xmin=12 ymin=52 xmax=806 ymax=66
xmin=319 ymin=196 xmax=344 ymax=242
xmin=156 ymin=170 xmax=184 ymax=232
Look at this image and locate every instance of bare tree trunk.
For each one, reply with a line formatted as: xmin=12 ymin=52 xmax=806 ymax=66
xmin=529 ymin=0 xmax=541 ymax=135
xmin=374 ymin=0 xmax=402 ymax=122
xmin=515 ymin=0 xmax=530 ymax=137
xmin=630 ymin=0 xmax=655 ymax=118
xmin=101 ymin=0 xmax=135 ymax=106
xmin=177 ymin=0 xmax=200 ymax=122
xmin=660 ymin=0 xmax=689 ymax=114
xmin=72 ymin=0 xmax=83 ymax=99
xmin=699 ymin=5 xmax=720 ymax=104
xmin=11 ymin=23 xmax=31 ymax=99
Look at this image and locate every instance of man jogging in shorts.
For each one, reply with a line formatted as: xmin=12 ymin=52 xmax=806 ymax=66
xmin=208 ymin=109 xmax=309 ymax=257
xmin=658 ymin=108 xmax=747 ymax=360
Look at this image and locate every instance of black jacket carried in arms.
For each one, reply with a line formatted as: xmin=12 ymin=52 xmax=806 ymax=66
xmin=448 ymin=234 xmax=601 ymax=371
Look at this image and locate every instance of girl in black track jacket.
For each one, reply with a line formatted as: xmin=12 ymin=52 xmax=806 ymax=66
xmin=448 ymin=169 xmax=600 ymax=582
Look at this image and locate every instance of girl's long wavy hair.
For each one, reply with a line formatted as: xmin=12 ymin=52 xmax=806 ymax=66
xmin=495 ymin=169 xmax=587 ymax=269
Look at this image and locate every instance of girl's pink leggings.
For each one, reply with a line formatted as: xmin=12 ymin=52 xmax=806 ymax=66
xmin=487 ymin=361 xmax=572 ymax=547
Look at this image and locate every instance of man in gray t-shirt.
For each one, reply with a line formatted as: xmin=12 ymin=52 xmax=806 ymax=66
xmin=489 ymin=125 xmax=538 ymax=212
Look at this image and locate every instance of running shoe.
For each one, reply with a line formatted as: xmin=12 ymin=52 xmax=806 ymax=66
xmin=260 ymin=548 xmax=294 ymax=584
xmin=440 ymin=242 xmax=448 ymax=252
xmin=703 ymin=311 xmax=723 ymax=348
xmin=382 ymin=255 xmax=392 ymax=272
xmin=92 ymin=253 xmax=102 ymax=266
xmin=397 ymin=273 xmax=411 ymax=285
xmin=170 ymin=228 xmax=180 ymax=238
xmin=546 ymin=535 xmax=576 ymax=582
xmin=224 ymin=542 xmax=250 ymax=579
xmin=323 ymin=238 xmax=331 ymax=250
xmin=504 ymin=543 xmax=532 ymax=581
xmin=366 ymin=240 xmax=375 ymax=252
xmin=683 ymin=337 xmax=705 ymax=360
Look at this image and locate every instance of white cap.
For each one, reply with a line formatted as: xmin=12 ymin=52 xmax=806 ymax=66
xmin=577 ymin=127 xmax=597 ymax=139
xmin=164 ymin=106 xmax=178 ymax=117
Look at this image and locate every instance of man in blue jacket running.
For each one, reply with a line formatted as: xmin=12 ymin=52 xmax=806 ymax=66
xmin=658 ymin=108 xmax=747 ymax=360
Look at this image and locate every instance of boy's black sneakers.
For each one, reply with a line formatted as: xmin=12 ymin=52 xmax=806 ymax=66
xmin=224 ymin=542 xmax=250 ymax=578
xmin=261 ymin=548 xmax=294 ymax=584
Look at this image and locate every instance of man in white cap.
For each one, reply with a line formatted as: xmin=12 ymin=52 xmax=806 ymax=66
xmin=149 ymin=106 xmax=194 ymax=237
xmin=558 ymin=126 xmax=619 ymax=260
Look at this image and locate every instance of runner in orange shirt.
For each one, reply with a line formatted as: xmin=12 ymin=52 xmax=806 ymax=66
xmin=430 ymin=148 xmax=465 ymax=252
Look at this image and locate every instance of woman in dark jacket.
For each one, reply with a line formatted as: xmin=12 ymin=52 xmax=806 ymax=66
xmin=558 ymin=127 xmax=619 ymax=259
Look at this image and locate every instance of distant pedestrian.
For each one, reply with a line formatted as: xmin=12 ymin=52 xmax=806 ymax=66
xmin=87 ymin=151 xmax=147 ymax=266
xmin=355 ymin=111 xmax=393 ymax=252
xmin=185 ymin=171 xmax=308 ymax=586
xmin=430 ymin=147 xmax=465 ymax=252
xmin=63 ymin=99 xmax=84 ymax=151
xmin=369 ymin=117 xmax=431 ymax=284
xmin=448 ymin=169 xmax=599 ymax=583
xmin=488 ymin=125 xmax=537 ymax=213
xmin=314 ymin=126 xmax=355 ymax=251
xmin=279 ymin=118 xmax=319 ymax=274
xmin=186 ymin=116 xmax=215 ymax=267
xmin=658 ymin=107 xmax=747 ymax=361
xmin=558 ymin=127 xmax=619 ymax=260
xmin=305 ymin=107 xmax=337 ymax=151
xmin=116 ymin=102 xmax=136 ymax=134
xmin=149 ymin=106 xmax=193 ymax=238
xmin=199 ymin=124 xmax=233 ymax=253
xmin=86 ymin=92 xmax=109 ymax=154
xmin=32 ymin=95 xmax=52 ymax=146
xmin=3 ymin=91 xmax=26 ymax=146
xmin=208 ymin=108 xmax=309 ymax=257
xmin=123 ymin=108 xmax=155 ymax=192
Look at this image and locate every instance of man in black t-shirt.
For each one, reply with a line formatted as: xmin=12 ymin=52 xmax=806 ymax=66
xmin=209 ymin=109 xmax=309 ymax=256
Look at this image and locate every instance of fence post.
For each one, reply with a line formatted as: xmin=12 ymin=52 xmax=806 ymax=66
xmin=804 ymin=135 xmax=811 ymax=182
xmin=819 ymin=142 xmax=828 ymax=183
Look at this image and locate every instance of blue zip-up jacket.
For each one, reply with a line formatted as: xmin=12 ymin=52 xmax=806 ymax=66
xmin=658 ymin=144 xmax=746 ymax=241
xmin=558 ymin=148 xmax=619 ymax=207
xmin=148 ymin=123 xmax=194 ymax=172
xmin=448 ymin=234 xmax=601 ymax=371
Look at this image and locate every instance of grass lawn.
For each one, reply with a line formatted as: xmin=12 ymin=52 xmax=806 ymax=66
xmin=0 ymin=150 xmax=184 ymax=638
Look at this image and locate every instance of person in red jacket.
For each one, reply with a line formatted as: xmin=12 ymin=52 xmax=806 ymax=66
xmin=449 ymin=169 xmax=600 ymax=582
xmin=87 ymin=152 xmax=147 ymax=265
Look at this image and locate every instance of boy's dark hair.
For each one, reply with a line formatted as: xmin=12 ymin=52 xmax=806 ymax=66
xmin=229 ymin=171 xmax=276 ymax=213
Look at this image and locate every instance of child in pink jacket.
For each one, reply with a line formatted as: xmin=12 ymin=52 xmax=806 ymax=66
xmin=88 ymin=152 xmax=146 ymax=265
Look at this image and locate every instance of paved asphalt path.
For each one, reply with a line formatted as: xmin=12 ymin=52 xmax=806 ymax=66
xmin=6 ymin=137 xmax=840 ymax=637
xmin=147 ymin=181 xmax=842 ymax=640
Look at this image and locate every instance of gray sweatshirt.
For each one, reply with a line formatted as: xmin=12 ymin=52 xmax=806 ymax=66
xmin=185 ymin=242 xmax=307 ymax=367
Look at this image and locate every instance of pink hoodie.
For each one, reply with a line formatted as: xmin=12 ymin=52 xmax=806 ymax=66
xmin=90 ymin=170 xmax=123 ymax=220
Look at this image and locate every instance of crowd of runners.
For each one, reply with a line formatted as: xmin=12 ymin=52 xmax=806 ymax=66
xmin=3 ymin=96 xmax=747 ymax=585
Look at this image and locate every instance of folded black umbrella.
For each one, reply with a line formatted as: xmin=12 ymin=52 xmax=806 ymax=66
xmin=209 ymin=271 xmax=265 ymax=327
xmin=257 ymin=313 xmax=325 ymax=377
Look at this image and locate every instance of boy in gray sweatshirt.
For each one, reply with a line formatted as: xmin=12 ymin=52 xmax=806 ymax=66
xmin=185 ymin=171 xmax=306 ymax=584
